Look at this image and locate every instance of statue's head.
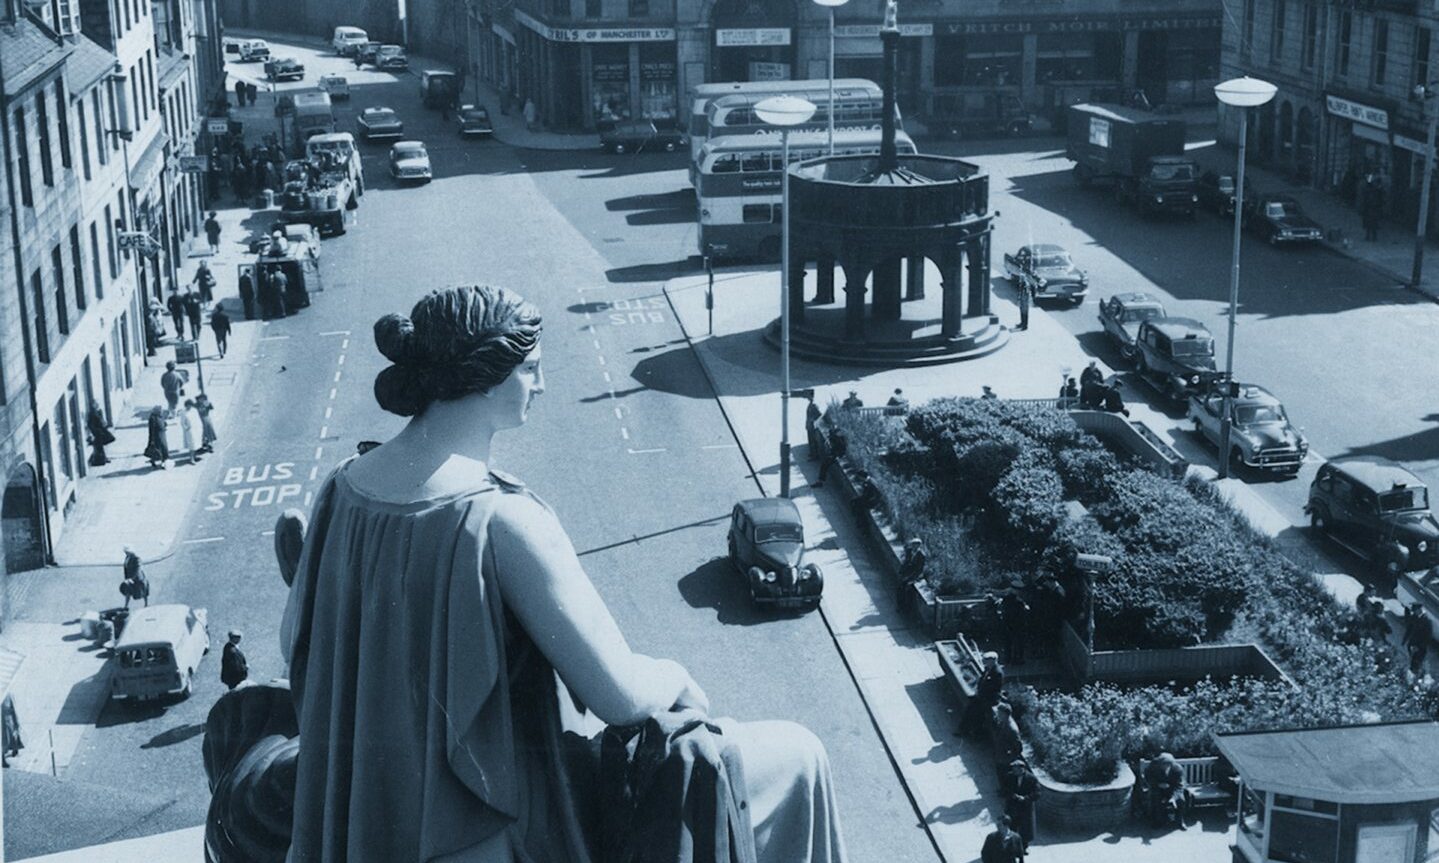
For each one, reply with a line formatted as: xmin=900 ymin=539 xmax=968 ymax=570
xmin=373 ymin=285 xmax=544 ymax=426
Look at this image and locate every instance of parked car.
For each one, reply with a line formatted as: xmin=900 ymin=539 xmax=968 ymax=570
xmin=375 ymin=44 xmax=409 ymax=71
xmin=420 ymin=70 xmax=460 ymax=109
xmin=264 ymin=57 xmax=305 ymax=82
xmin=1245 ymin=193 xmax=1324 ymax=244
xmin=1396 ymin=569 xmax=1439 ymax=641
xmin=237 ymin=39 xmax=270 ymax=63
xmin=1306 ymin=457 xmax=1439 ymax=576
xmin=332 ymin=25 xmax=369 ymax=56
xmin=1001 ymin=243 xmax=1089 ymax=305
xmin=110 ymin=604 xmax=210 ymax=702
xmin=1187 ymin=382 xmax=1307 ymax=473
xmin=1132 ymin=317 xmax=1220 ymax=401
xmin=357 ymin=107 xmax=404 ymax=140
xmin=1098 ymin=292 xmax=1168 ymax=360
xmin=726 ymin=498 xmax=823 ymax=611
xmin=389 ymin=141 xmax=432 ymax=182
xmin=456 ymin=104 xmax=493 ymax=137
xmin=355 ymin=41 xmax=383 ymax=65
xmin=318 ymin=74 xmax=351 ymax=100
xmin=1196 ymin=170 xmax=1253 ymax=216
xmin=600 ymin=120 xmax=687 ymax=155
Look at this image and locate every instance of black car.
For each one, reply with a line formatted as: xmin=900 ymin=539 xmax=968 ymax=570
xmin=1245 ymin=194 xmax=1324 ymax=244
xmin=355 ymin=41 xmax=382 ymax=65
xmin=600 ymin=120 xmax=686 ymax=154
xmin=1196 ymin=170 xmax=1253 ymax=216
xmin=456 ymin=104 xmax=493 ymax=137
xmin=1306 ymin=457 xmax=1439 ymax=575
xmin=727 ymin=498 xmax=823 ymax=610
xmin=264 ymin=57 xmax=305 ymax=82
xmin=1133 ymin=317 xmax=1221 ymax=401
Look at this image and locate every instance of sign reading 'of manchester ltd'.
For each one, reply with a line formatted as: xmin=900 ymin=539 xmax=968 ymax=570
xmin=514 ymin=9 xmax=674 ymax=42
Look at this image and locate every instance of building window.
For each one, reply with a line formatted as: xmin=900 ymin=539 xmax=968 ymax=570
xmin=103 ymin=205 xmax=118 ymax=279
xmin=628 ymin=0 xmax=647 ymax=15
xmin=76 ymin=97 xmax=91 ymax=180
xmin=1243 ymin=0 xmax=1256 ymax=58
xmin=105 ymin=83 xmax=120 ymax=150
xmin=53 ymin=245 xmax=69 ymax=336
xmin=13 ymin=107 xmax=33 ymax=207
xmin=36 ymin=91 xmax=54 ymax=187
xmin=146 ymin=53 xmax=157 ymax=112
xmin=89 ymin=221 xmax=104 ymax=300
xmin=92 ymin=89 xmax=109 ymax=162
xmin=1416 ymin=27 xmax=1432 ymax=89
xmin=1302 ymin=3 xmax=1318 ymax=70
xmin=1037 ymin=33 xmax=1122 ymax=83
xmin=586 ymin=0 xmax=601 ymax=16
xmin=116 ymin=189 xmax=129 ymax=260
xmin=70 ymin=225 xmax=86 ymax=311
xmin=1337 ymin=10 xmax=1352 ymax=77
xmin=31 ymin=270 xmax=49 ymax=364
xmin=55 ymin=80 xmax=71 ymax=170
xmin=1374 ymin=19 xmax=1389 ymax=87
xmin=1271 ymin=1 xmax=1287 ymax=65
xmin=54 ymin=400 xmax=72 ymax=482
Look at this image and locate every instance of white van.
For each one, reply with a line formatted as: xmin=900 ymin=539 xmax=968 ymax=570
xmin=238 ymin=39 xmax=270 ymax=62
xmin=332 ymin=26 xmax=369 ymax=56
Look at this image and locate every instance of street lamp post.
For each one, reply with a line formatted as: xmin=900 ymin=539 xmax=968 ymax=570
xmin=1412 ymin=83 xmax=1439 ymax=290
xmin=755 ymin=95 xmax=817 ymax=498
xmin=1214 ymin=76 xmax=1276 ymax=480
xmin=812 ymin=0 xmax=850 ymax=156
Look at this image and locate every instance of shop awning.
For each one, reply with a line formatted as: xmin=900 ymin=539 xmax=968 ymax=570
xmin=1214 ymin=721 xmax=1439 ymax=805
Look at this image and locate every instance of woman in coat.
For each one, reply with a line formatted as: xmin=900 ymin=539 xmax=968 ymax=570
xmin=194 ymin=394 xmax=218 ymax=454
xmin=179 ymin=400 xmax=201 ymax=464
xmin=86 ymin=404 xmax=116 ymax=466
xmin=144 ymin=407 xmax=169 ymax=468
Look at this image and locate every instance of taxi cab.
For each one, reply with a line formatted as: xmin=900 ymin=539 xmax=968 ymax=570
xmin=111 ymin=604 xmax=210 ymax=701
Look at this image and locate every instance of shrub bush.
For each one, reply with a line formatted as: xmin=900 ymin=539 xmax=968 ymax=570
xmin=992 ymin=463 xmax=1067 ymax=551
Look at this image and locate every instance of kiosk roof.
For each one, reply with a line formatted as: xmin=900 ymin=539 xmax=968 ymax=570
xmin=1214 ymin=721 xmax=1439 ymax=804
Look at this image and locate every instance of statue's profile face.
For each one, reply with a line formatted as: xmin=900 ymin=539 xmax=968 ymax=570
xmin=489 ymin=344 xmax=545 ymax=430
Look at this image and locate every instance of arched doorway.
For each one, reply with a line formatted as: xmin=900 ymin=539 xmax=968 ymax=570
xmin=2 ymin=464 xmax=44 ymax=574
xmin=1296 ymin=106 xmax=1316 ymax=184
xmin=709 ymin=0 xmax=798 ymax=83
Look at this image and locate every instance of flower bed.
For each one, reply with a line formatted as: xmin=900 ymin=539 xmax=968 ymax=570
xmin=826 ymin=398 xmax=1438 ymax=785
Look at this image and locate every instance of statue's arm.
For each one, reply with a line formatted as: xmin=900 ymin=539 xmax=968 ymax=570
xmin=490 ymin=493 xmax=693 ymax=726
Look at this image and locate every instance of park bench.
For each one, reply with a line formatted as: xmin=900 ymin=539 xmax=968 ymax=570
xmin=1134 ymin=755 xmax=1236 ymax=822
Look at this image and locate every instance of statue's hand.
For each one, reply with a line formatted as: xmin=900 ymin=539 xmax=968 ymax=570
xmin=274 ymin=509 xmax=306 ymax=588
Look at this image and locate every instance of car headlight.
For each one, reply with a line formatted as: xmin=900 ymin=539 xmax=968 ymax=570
xmin=1191 ymin=194 xmax=1199 ymax=203
xmin=1189 ymin=375 xmax=1199 ymax=385
xmin=1420 ymin=541 xmax=1429 ymax=553
xmin=1155 ymin=194 xmax=1164 ymax=203
xmin=763 ymin=570 xmax=777 ymax=583
xmin=1036 ymin=278 xmax=1047 ymax=288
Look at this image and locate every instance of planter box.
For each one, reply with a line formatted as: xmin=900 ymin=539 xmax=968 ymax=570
xmin=1070 ymin=410 xmax=1188 ymax=479
xmin=1034 ymin=760 xmax=1134 ymax=831
xmin=1059 ymin=621 xmax=1298 ymax=688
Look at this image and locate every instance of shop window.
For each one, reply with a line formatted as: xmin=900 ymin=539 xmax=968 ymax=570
xmin=1302 ymin=3 xmax=1317 ymax=70
xmin=592 ymin=45 xmax=630 ymax=126
xmin=13 ymin=107 xmax=33 ymax=207
xmin=1243 ymin=0 xmax=1256 ymax=58
xmin=1337 ymin=11 xmax=1352 ymax=77
xmin=639 ymin=43 xmax=676 ymax=121
xmin=1416 ymin=27 xmax=1431 ymax=89
xmin=932 ymin=34 xmax=1022 ymax=87
xmin=1036 ymin=33 xmax=1120 ymax=82
xmin=36 ymin=91 xmax=53 ymax=187
xmin=742 ymin=204 xmax=773 ymax=224
xmin=1374 ymin=19 xmax=1389 ymax=87
xmin=1271 ymin=0 xmax=1286 ymax=66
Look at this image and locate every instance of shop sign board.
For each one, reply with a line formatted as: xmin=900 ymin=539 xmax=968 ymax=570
xmin=515 ymin=10 xmax=673 ymax=42
xmin=833 ymin=23 xmax=932 ymax=37
xmin=593 ymin=62 xmax=629 ymax=83
xmin=1326 ymin=94 xmax=1388 ymax=130
xmin=178 ymin=155 xmax=209 ymax=173
xmin=717 ymin=28 xmax=792 ymax=47
xmin=942 ymin=15 xmax=1220 ymax=35
xmin=641 ymin=61 xmax=675 ymax=81
xmin=206 ymin=118 xmax=231 ymax=135
xmin=748 ymin=61 xmax=790 ymax=81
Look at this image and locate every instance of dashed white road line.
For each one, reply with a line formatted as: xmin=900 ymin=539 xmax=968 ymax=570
xmin=320 ymin=425 xmax=329 ymax=439
xmin=333 ymin=371 xmax=342 ymax=383
xmin=621 ymin=427 xmax=630 ymax=440
xmin=602 ymin=371 xmax=611 ymax=383
xmin=320 ymin=330 xmax=351 ymax=336
xmin=324 ymin=406 xmax=332 ymax=419
xmin=309 ymin=465 xmax=319 ymax=481
xmin=259 ymin=335 xmax=291 ymax=341
xmin=304 ymin=491 xmax=313 ymax=508
xmin=260 ymin=530 xmax=275 ymax=537
xmin=314 ymin=446 xmax=324 ymax=461
xmin=337 ymin=355 xmax=345 ymax=365
xmin=329 ymin=388 xmax=337 ymax=400
xmin=612 ymin=407 xmax=623 ymax=420
xmin=627 ymin=447 xmax=666 ymax=454
xmin=702 ymin=443 xmax=739 ymax=449
xmin=182 ymin=536 xmax=225 ymax=545
xmin=597 ymin=355 xmax=606 ymax=366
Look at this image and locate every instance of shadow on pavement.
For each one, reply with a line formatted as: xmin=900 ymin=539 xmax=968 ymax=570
xmin=140 ymin=721 xmax=207 ymax=749
xmin=1328 ymin=415 xmax=1439 ymax=466
xmin=675 ymin=558 xmax=776 ymax=627
xmin=605 ymin=258 xmax=701 ymax=284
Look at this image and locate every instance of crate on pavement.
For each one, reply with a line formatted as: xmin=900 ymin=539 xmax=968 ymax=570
xmin=175 ymin=340 xmax=199 ymax=364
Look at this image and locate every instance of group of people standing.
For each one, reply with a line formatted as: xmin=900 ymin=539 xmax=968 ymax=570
xmin=209 ymin=129 xmax=290 ymax=207
xmin=146 ymin=361 xmax=217 ymax=469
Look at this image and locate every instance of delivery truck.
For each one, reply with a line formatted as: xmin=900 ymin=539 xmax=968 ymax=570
xmin=1066 ymin=103 xmax=1199 ymax=218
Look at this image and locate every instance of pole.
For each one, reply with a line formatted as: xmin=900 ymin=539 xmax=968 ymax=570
xmin=705 ymin=253 xmax=714 ymax=336
xmin=779 ymin=127 xmax=792 ymax=498
xmin=827 ymin=7 xmax=836 ymax=157
xmin=1413 ymin=93 xmax=1438 ymax=289
xmin=1218 ymin=107 xmax=1248 ymax=480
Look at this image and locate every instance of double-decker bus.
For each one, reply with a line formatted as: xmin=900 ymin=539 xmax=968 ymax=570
xmin=695 ymin=127 xmax=918 ymax=260
xmin=685 ymin=79 xmax=882 ymax=163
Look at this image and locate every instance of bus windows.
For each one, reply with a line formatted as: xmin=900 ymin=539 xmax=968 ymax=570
xmin=742 ymin=204 xmax=774 ymax=224
xmin=741 ymin=153 xmax=769 ymax=172
xmin=712 ymin=155 xmax=740 ymax=173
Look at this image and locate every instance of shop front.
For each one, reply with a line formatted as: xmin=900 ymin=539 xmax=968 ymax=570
xmin=709 ymin=0 xmax=798 ymax=83
xmin=830 ymin=23 xmax=924 ymax=114
xmin=1321 ymin=92 xmax=1397 ymax=205
xmin=514 ymin=10 xmax=677 ymax=131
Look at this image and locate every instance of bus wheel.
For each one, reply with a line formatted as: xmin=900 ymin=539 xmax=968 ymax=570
xmin=759 ymin=236 xmax=782 ymax=262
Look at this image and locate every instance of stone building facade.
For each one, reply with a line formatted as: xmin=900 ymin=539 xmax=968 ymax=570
xmin=464 ymin=0 xmax=1222 ymax=132
xmin=1219 ymin=0 xmax=1439 ymax=225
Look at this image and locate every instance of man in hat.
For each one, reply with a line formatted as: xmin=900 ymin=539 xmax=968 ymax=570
xmin=997 ymin=588 xmax=1032 ymax=665
xmin=1101 ymin=379 xmax=1130 ymax=417
xmin=1079 ymin=359 xmax=1105 ymax=408
xmin=221 ymin=630 xmax=249 ymax=690
xmin=961 ymin=651 xmax=1005 ymax=738
xmin=981 ymin=385 xmax=998 ymax=400
xmin=897 ymin=537 xmax=927 ymax=608
xmin=841 ymin=390 xmax=864 ymax=409
xmin=886 ymin=388 xmax=909 ymax=413
xmin=815 ymin=425 xmax=848 ymax=487
xmin=980 ymin=815 xmax=1025 ymax=863
xmin=1000 ymin=757 xmax=1039 ymax=848
xmin=805 ymin=394 xmax=824 ymax=459
xmin=1144 ymin=752 xmax=1188 ymax=829
xmin=1016 ymin=278 xmax=1031 ymax=331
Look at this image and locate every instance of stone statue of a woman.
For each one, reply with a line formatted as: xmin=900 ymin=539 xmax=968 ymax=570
xmin=271 ymin=285 xmax=848 ymax=862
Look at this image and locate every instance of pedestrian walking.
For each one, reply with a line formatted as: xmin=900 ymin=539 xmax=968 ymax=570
xmin=204 ymin=211 xmax=222 ymax=253
xmin=233 ymin=78 xmax=245 ymax=106
xmin=179 ymin=399 xmax=201 ymax=464
xmin=193 ymin=260 xmax=217 ymax=305
xmin=238 ymin=270 xmax=256 ymax=320
xmin=145 ymin=405 xmax=170 ymax=468
xmin=221 ymin=630 xmax=249 ymax=690
xmin=805 ymin=395 xmax=823 ymax=459
xmin=121 ymin=546 xmax=151 ymax=609
xmin=1404 ymin=603 xmax=1430 ymax=677
xmin=814 ymin=426 xmax=848 ymax=486
xmin=1 ymin=693 xmax=22 ymax=768
xmin=245 ymin=81 xmax=258 ymax=107
xmin=1000 ymin=758 xmax=1039 ymax=849
xmin=195 ymin=394 xmax=218 ymax=454
xmin=353 ymin=51 xmax=363 ymax=70
xmin=160 ymin=360 xmax=186 ymax=415
xmin=980 ymin=815 xmax=1025 ymax=863
xmin=271 ymin=268 xmax=290 ymax=318
xmin=184 ymin=290 xmax=204 ymax=340
xmin=166 ymin=291 xmax=185 ymax=337
xmin=209 ymin=306 xmax=231 ymax=358
xmin=1017 ymin=280 xmax=1031 ymax=331
xmin=86 ymin=403 xmax=115 ymax=466
xmin=1361 ymin=174 xmax=1383 ymax=241
xmin=231 ymin=161 xmax=251 ymax=203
